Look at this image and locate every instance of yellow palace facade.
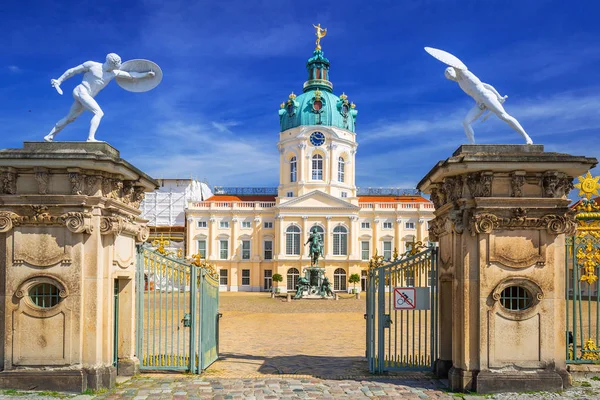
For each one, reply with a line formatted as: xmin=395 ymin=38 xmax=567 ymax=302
xmin=184 ymin=38 xmax=434 ymax=292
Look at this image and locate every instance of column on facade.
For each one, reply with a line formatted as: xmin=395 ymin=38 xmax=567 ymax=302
xmin=372 ymin=218 xmax=380 ymax=257
xmin=302 ymin=215 xmax=309 ymax=260
xmin=298 ymin=143 xmax=306 ymax=187
xmin=325 ymin=216 xmax=332 ymax=257
xmin=349 ymin=215 xmax=359 ymax=259
xmin=186 ymin=217 xmax=194 ymax=257
xmin=230 ymin=217 xmax=239 ymax=291
xmin=328 ymin=143 xmax=337 ymax=188
xmin=395 ymin=217 xmax=403 ymax=254
xmin=274 ymin=214 xmax=283 ymax=258
xmin=209 ymin=217 xmax=217 ymax=259
xmin=252 ymin=215 xmax=261 ymax=261
xmin=417 ymin=218 xmax=424 ymax=242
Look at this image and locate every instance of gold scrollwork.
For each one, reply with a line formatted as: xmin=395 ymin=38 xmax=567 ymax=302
xmin=577 ymin=240 xmax=600 ymax=284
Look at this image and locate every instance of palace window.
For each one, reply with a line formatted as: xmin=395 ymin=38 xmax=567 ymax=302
xmin=290 ymin=156 xmax=297 ymax=182
xmin=500 ymin=286 xmax=533 ymax=311
xmin=242 ymin=269 xmax=250 ymax=286
xmin=219 ymin=240 xmax=229 ymax=260
xmin=264 ymin=270 xmax=272 ymax=290
xmin=287 ymin=268 xmax=300 ymax=291
xmin=286 ymin=225 xmax=301 ymax=255
xmin=405 ymin=222 xmax=415 ymax=230
xmin=219 ymin=269 xmax=228 ymax=286
xmin=242 ymin=221 xmax=251 ymax=228
xmin=197 ymin=240 xmax=206 ymax=259
xmin=334 ymin=268 xmax=347 ymax=291
xmin=338 ymin=157 xmax=345 ymax=182
xmin=29 ymin=283 xmax=61 ymax=308
xmin=220 ymin=221 xmax=229 ymax=229
xmin=341 ymin=191 xmax=348 ymax=198
xmin=361 ymin=222 xmax=370 ymax=229
xmin=264 ymin=240 xmax=273 ymax=260
xmin=312 ymin=154 xmax=323 ymax=180
xmin=333 ymin=226 xmax=348 ymax=256
xmin=383 ymin=241 xmax=392 ymax=261
xmin=287 ymin=191 xmax=294 ymax=197
xmin=197 ymin=221 xmax=207 ymax=228
xmin=361 ymin=241 xmax=370 ymax=261
xmin=383 ymin=221 xmax=393 ymax=229
xmin=264 ymin=221 xmax=273 ymax=229
xmin=241 ymin=240 xmax=251 ymax=260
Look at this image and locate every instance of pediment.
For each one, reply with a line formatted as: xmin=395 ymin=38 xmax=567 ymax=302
xmin=277 ymin=190 xmax=359 ymax=210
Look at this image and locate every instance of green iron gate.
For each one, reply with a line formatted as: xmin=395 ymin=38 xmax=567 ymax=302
xmin=366 ymin=244 xmax=438 ymax=373
xmin=136 ymin=244 xmax=220 ymax=373
xmin=566 ymin=173 xmax=600 ymax=363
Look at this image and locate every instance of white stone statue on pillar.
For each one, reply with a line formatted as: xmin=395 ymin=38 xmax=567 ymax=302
xmin=45 ymin=53 xmax=162 ymax=143
xmin=425 ymin=47 xmax=533 ymax=145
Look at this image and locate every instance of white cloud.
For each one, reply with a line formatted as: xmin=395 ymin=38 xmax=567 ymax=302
xmin=8 ymin=65 xmax=21 ymax=73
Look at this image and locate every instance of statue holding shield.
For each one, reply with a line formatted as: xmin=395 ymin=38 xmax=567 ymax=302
xmin=45 ymin=53 xmax=162 ymax=143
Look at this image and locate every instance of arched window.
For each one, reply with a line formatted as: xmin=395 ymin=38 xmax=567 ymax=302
xmin=287 ymin=268 xmax=300 ymax=291
xmin=286 ymin=225 xmax=301 ymax=255
xmin=333 ymin=226 xmax=348 ymax=255
xmin=312 ymin=154 xmax=323 ymax=180
xmin=338 ymin=157 xmax=345 ymax=182
xmin=290 ymin=156 xmax=297 ymax=182
xmin=334 ymin=268 xmax=347 ymax=291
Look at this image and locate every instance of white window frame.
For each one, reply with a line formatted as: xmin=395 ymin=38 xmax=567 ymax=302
xmin=361 ymin=241 xmax=370 ymax=261
xmin=334 ymin=268 xmax=347 ymax=291
xmin=263 ymin=270 xmax=272 ymax=290
xmin=333 ymin=226 xmax=348 ymax=256
xmin=383 ymin=241 xmax=392 ymax=261
xmin=241 ymin=269 xmax=250 ymax=286
xmin=241 ymin=240 xmax=251 ymax=260
xmin=341 ymin=191 xmax=348 ymax=198
xmin=219 ymin=269 xmax=228 ymax=286
xmin=286 ymin=225 xmax=301 ymax=255
xmin=383 ymin=221 xmax=393 ymax=229
xmin=405 ymin=221 xmax=416 ymax=230
xmin=197 ymin=240 xmax=207 ymax=259
xmin=290 ymin=156 xmax=297 ymax=182
xmin=197 ymin=220 xmax=207 ymax=228
xmin=242 ymin=221 xmax=252 ymax=228
xmin=286 ymin=191 xmax=294 ymax=198
xmin=287 ymin=268 xmax=300 ymax=291
xmin=264 ymin=240 xmax=273 ymax=260
xmin=219 ymin=240 xmax=229 ymax=260
xmin=338 ymin=156 xmax=345 ymax=182
xmin=264 ymin=221 xmax=273 ymax=229
xmin=312 ymin=154 xmax=323 ymax=180
xmin=361 ymin=222 xmax=370 ymax=229
xmin=220 ymin=221 xmax=229 ymax=229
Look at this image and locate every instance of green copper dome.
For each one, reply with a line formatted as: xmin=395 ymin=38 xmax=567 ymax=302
xmin=279 ymin=49 xmax=358 ymax=132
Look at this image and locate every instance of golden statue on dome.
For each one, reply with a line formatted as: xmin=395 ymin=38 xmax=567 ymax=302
xmin=313 ymin=23 xmax=327 ymax=50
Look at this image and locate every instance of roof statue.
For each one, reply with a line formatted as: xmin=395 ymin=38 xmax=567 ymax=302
xmin=313 ymin=23 xmax=327 ymax=50
xmin=44 ymin=53 xmax=162 ymax=143
xmin=424 ymin=47 xmax=533 ymax=145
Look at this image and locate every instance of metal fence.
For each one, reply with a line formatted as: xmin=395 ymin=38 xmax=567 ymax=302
xmin=566 ymin=196 xmax=600 ymax=363
xmin=366 ymin=245 xmax=438 ymax=373
xmin=136 ymin=244 xmax=220 ymax=373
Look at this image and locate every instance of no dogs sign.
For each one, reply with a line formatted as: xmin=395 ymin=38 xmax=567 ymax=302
xmin=393 ymin=287 xmax=430 ymax=310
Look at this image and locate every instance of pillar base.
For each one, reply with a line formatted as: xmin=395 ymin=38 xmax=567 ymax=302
xmin=448 ymin=367 xmax=477 ymax=392
xmin=117 ymin=356 xmax=140 ymax=376
xmin=0 ymin=365 xmax=116 ymax=392
xmin=434 ymin=359 xmax=453 ymax=378
xmin=475 ymin=370 xmax=568 ymax=394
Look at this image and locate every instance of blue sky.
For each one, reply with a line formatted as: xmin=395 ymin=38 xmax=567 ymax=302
xmin=2 ymin=0 xmax=600 ymax=192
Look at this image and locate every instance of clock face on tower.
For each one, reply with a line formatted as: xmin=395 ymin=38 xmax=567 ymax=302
xmin=310 ymin=131 xmax=325 ymax=146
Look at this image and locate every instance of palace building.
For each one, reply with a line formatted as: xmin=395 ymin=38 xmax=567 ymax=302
xmin=184 ymin=38 xmax=434 ymax=293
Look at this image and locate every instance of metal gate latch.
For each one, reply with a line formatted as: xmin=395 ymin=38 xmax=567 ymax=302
xmin=384 ymin=314 xmax=393 ymax=328
xmin=182 ymin=313 xmax=191 ymax=327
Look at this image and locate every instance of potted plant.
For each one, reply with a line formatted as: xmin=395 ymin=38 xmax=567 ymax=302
xmin=272 ymin=273 xmax=283 ymax=295
xmin=349 ymin=273 xmax=360 ymax=294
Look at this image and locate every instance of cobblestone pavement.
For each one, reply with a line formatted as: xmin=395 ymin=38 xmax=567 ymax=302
xmin=2 ymin=293 xmax=600 ymax=399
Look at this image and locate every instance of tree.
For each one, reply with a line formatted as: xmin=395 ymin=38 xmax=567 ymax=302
xmin=349 ymin=273 xmax=360 ymax=292
xmin=272 ymin=273 xmax=283 ymax=293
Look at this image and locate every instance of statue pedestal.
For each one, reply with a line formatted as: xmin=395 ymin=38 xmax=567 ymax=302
xmin=0 ymin=142 xmax=156 ymax=392
xmin=418 ymin=144 xmax=597 ymax=393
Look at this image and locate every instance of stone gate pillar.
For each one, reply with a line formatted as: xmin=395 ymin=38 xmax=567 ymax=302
xmin=0 ymin=142 xmax=157 ymax=392
xmin=418 ymin=145 xmax=597 ymax=393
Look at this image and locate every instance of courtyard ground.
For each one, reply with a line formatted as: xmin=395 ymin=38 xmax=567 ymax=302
xmin=1 ymin=292 xmax=600 ymax=399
